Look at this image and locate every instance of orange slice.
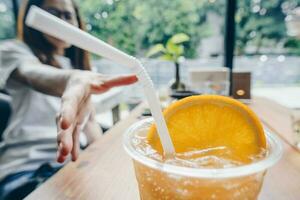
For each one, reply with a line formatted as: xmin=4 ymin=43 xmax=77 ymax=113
xmin=147 ymin=95 xmax=266 ymax=163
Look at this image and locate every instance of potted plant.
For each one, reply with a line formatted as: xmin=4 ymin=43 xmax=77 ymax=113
xmin=146 ymin=33 xmax=190 ymax=91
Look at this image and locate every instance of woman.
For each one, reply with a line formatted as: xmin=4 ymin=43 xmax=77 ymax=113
xmin=0 ymin=0 xmax=137 ymax=198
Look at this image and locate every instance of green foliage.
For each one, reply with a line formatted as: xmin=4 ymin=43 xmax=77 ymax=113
xmin=170 ymin=33 xmax=190 ymax=44
xmin=284 ymin=37 xmax=300 ymax=55
xmin=78 ymin=0 xmax=139 ymax=55
xmin=77 ymin=0 xmax=215 ymax=57
xmin=78 ymin=0 xmax=300 ymax=57
xmin=147 ymin=33 xmax=190 ymax=63
xmin=1 ymin=0 xmax=298 ymax=57
xmin=0 ymin=2 xmax=16 ymax=40
xmin=146 ymin=44 xmax=166 ymax=57
xmin=235 ymin=0 xmax=300 ymax=55
xmin=136 ymin=0 xmax=208 ymax=58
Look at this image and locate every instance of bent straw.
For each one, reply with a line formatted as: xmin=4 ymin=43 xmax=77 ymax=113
xmin=26 ymin=6 xmax=175 ymax=156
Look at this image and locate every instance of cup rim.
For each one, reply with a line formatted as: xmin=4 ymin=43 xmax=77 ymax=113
xmin=123 ymin=118 xmax=283 ymax=179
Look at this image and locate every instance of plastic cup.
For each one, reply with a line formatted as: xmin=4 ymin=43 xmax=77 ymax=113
xmin=123 ymin=118 xmax=283 ymax=200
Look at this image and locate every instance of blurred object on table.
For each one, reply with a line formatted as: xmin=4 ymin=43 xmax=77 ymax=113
xmin=286 ymin=7 xmax=300 ymax=38
xmin=188 ymin=67 xmax=229 ymax=96
xmin=232 ymin=70 xmax=251 ymax=99
xmin=170 ymin=90 xmax=200 ymax=100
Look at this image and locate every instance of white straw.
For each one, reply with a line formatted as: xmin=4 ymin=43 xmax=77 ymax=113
xmin=26 ymin=6 xmax=175 ymax=156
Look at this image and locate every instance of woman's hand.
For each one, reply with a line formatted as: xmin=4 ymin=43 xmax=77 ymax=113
xmin=56 ymin=70 xmax=137 ymax=163
xmin=13 ymin=62 xmax=137 ymax=163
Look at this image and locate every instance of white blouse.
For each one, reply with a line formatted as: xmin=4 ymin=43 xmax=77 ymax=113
xmin=0 ymin=39 xmax=78 ymax=179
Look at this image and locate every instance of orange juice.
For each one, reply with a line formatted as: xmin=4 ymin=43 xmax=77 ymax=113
xmin=124 ymin=118 xmax=282 ymax=200
xmin=134 ymin=160 xmax=265 ymax=200
xmin=124 ymin=96 xmax=282 ymax=200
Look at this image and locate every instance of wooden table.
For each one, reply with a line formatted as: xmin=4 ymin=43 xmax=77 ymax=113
xmin=26 ymin=97 xmax=300 ymax=200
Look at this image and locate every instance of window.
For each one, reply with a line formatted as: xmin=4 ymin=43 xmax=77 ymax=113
xmin=77 ymin=0 xmax=227 ymax=91
xmin=0 ymin=0 xmax=16 ymax=40
xmin=79 ymin=0 xmax=225 ymax=57
xmin=234 ymin=0 xmax=300 ymax=87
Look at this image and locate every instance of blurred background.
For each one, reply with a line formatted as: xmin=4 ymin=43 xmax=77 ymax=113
xmin=1 ymin=0 xmax=300 ymax=84
xmin=1 ymin=0 xmax=300 ymax=125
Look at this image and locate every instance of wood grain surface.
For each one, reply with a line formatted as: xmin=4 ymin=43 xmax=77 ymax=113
xmin=26 ymin=98 xmax=300 ymax=200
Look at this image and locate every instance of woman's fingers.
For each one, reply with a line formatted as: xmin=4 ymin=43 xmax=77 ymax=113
xmin=56 ymin=113 xmax=72 ymax=163
xmin=71 ymin=125 xmax=81 ymax=161
xmin=57 ymin=124 xmax=74 ymax=163
xmin=70 ymin=99 xmax=92 ymax=161
xmin=91 ymin=74 xmax=137 ymax=93
xmin=57 ymin=143 xmax=68 ymax=163
xmin=60 ymin=84 xmax=89 ymax=130
xmin=57 ymin=97 xmax=91 ymax=162
xmin=105 ymin=74 xmax=138 ymax=86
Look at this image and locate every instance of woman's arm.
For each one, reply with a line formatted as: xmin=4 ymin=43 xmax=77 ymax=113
xmin=11 ymin=63 xmax=138 ymax=163
xmin=13 ymin=62 xmax=75 ymax=97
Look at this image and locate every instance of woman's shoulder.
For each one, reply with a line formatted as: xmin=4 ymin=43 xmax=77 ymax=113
xmin=0 ymin=39 xmax=34 ymax=56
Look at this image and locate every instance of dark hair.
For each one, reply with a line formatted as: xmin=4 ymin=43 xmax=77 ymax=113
xmin=17 ymin=0 xmax=91 ymax=70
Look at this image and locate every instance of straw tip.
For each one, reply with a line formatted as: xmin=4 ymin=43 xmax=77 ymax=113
xmin=25 ymin=5 xmax=40 ymax=27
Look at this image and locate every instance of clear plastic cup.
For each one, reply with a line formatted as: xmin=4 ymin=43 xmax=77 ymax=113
xmin=123 ymin=118 xmax=283 ymax=200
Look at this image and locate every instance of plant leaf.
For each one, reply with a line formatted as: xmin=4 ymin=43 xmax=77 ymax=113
xmin=169 ymin=33 xmax=190 ymax=44
xmin=166 ymin=41 xmax=184 ymax=57
xmin=160 ymin=54 xmax=174 ymax=62
xmin=146 ymin=44 xmax=166 ymax=57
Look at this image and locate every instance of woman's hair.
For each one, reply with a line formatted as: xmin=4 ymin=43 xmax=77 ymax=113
xmin=17 ymin=0 xmax=91 ymax=70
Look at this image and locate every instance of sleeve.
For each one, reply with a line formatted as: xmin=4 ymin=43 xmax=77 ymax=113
xmin=0 ymin=40 xmax=38 ymax=90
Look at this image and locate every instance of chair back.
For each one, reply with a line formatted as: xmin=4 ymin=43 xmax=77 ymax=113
xmin=0 ymin=92 xmax=12 ymax=141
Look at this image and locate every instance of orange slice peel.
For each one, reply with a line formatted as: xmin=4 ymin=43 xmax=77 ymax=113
xmin=147 ymin=95 xmax=266 ymax=163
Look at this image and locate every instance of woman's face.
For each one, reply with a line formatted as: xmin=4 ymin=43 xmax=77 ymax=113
xmin=42 ymin=0 xmax=78 ymax=52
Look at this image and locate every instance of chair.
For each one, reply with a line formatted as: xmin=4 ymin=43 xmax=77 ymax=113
xmin=0 ymin=91 xmax=12 ymax=141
